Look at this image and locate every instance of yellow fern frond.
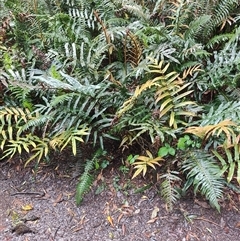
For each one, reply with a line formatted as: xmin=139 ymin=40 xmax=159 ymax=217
xmin=182 ymin=64 xmax=203 ymax=79
xmin=185 ymin=120 xmax=237 ymax=143
xmin=131 ymin=150 xmax=164 ymax=179
xmin=116 ymin=79 xmax=159 ymax=118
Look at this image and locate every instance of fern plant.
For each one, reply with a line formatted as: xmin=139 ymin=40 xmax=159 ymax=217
xmin=160 ymin=170 xmax=181 ymax=212
xmin=213 ymin=135 xmax=240 ymax=184
xmin=185 ymin=119 xmax=238 ymax=146
xmin=114 ymin=58 xmax=200 ymax=149
xmin=181 ymin=150 xmax=224 ymax=212
xmin=0 ymin=105 xmax=89 ymax=165
xmin=131 ymin=150 xmax=164 ymax=179
xmin=76 ymin=148 xmax=104 ymax=205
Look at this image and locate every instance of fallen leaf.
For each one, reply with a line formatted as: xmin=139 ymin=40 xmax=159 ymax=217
xmin=53 ymin=193 xmax=63 ymax=206
xmin=122 ymin=223 xmax=126 ymax=236
xmin=107 ymin=215 xmax=114 ymax=227
xmin=109 ymin=232 xmax=114 ymax=239
xmin=151 ymin=206 xmax=159 ymax=219
xmin=138 ymin=196 xmax=148 ymax=205
xmin=72 ymin=226 xmax=83 ymax=232
xmin=134 ymin=209 xmax=140 ymax=214
xmin=79 ymin=215 xmax=86 ymax=225
xmin=0 ymin=225 xmax=7 ymax=232
xmin=117 ymin=213 xmax=124 ymax=223
xmin=235 ymin=221 xmax=240 ymax=228
xmin=143 ymin=231 xmax=152 ymax=238
xmin=21 ymin=204 xmax=33 ymax=211
xmin=147 ymin=217 xmax=158 ymax=224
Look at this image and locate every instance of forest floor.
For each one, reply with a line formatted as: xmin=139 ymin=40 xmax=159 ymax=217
xmin=1 ymin=150 xmax=240 ymax=241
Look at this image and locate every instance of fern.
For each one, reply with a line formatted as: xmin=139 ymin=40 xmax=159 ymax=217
xmin=76 ymin=148 xmax=104 ymax=205
xmin=200 ymin=101 xmax=240 ymax=126
xmin=160 ymin=170 xmax=181 ymax=212
xmin=184 ymin=0 xmax=239 ymax=43
xmin=181 ymin=150 xmax=224 ymax=212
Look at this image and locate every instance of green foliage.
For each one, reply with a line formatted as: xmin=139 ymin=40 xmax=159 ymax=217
xmin=76 ymin=148 xmax=104 ymax=205
xmin=160 ymin=170 xmax=181 ymax=212
xmin=158 ymin=143 xmax=176 ymax=157
xmin=181 ymin=150 xmax=224 ymax=212
xmin=177 ymin=135 xmax=201 ymax=150
xmin=213 ymin=136 xmax=240 ymax=184
xmin=200 ymin=101 xmax=240 ymax=126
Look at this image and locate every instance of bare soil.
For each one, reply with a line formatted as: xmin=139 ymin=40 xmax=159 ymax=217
xmin=1 ymin=156 xmax=240 ymax=241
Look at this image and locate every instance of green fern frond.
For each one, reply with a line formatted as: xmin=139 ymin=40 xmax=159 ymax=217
xmin=160 ymin=170 xmax=181 ymax=212
xmin=200 ymin=0 xmax=239 ymax=42
xmin=201 ymin=101 xmax=240 ymax=126
xmin=181 ymin=150 xmax=224 ymax=212
xmin=206 ymin=33 xmax=236 ymax=49
xmin=122 ymin=2 xmax=150 ymax=22
xmin=185 ymin=15 xmax=211 ymax=40
xmin=76 ymin=148 xmax=104 ymax=205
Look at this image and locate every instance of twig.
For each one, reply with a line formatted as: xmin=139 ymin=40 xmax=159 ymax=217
xmin=10 ymin=191 xmax=45 ymax=198
xmin=195 ymin=217 xmax=222 ymax=227
xmin=53 ymin=226 xmax=60 ymax=240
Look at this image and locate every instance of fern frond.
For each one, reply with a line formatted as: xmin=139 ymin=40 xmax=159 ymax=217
xmin=185 ymin=119 xmax=237 ymax=144
xmin=160 ymin=170 xmax=181 ymax=212
xmin=201 ymin=101 xmax=240 ymax=126
xmin=181 ymin=150 xmax=224 ymax=212
xmin=125 ymin=31 xmax=142 ymax=67
xmin=123 ymin=2 xmax=150 ymax=22
xmin=76 ymin=148 xmax=104 ymax=205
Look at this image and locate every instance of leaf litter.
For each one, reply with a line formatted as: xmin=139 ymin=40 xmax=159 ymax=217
xmin=0 ymin=158 xmax=240 ymax=240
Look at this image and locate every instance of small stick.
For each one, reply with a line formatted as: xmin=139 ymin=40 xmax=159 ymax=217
xmin=195 ymin=217 xmax=222 ymax=227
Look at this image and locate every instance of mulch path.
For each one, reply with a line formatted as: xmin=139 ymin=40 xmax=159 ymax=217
xmin=1 ymin=158 xmax=240 ymax=241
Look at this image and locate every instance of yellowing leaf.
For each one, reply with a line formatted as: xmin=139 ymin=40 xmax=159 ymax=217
xmin=21 ymin=204 xmax=33 ymax=211
xmin=107 ymin=215 xmax=114 ymax=227
xmin=151 ymin=206 xmax=159 ymax=219
xmin=131 ymin=151 xmax=164 ymax=179
xmin=185 ymin=119 xmax=237 ymax=140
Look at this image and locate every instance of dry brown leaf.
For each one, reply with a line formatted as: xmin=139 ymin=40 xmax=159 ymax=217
xmin=151 ymin=206 xmax=159 ymax=219
xmin=117 ymin=213 xmax=124 ymax=223
xmin=122 ymin=223 xmax=126 ymax=236
xmin=79 ymin=215 xmax=86 ymax=225
xmin=235 ymin=221 xmax=240 ymax=228
xmin=53 ymin=193 xmax=63 ymax=206
xmin=146 ymin=217 xmax=158 ymax=224
xmin=143 ymin=231 xmax=152 ymax=238
xmin=93 ymin=172 xmax=104 ymax=186
xmin=72 ymin=226 xmax=83 ymax=232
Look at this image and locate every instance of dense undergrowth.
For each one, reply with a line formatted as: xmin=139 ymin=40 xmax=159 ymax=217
xmin=0 ymin=0 xmax=240 ymax=212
